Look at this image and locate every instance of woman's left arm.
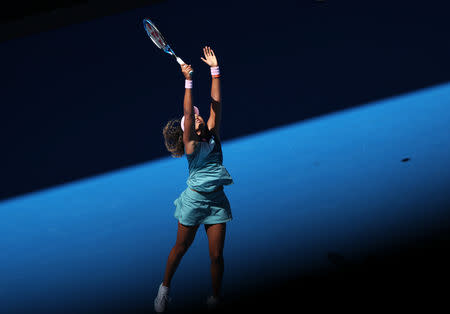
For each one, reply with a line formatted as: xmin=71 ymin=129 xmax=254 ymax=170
xmin=201 ymin=46 xmax=222 ymax=136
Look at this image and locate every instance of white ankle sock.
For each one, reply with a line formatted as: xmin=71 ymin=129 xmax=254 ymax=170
xmin=160 ymin=283 xmax=170 ymax=293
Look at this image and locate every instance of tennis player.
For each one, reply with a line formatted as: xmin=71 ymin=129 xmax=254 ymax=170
xmin=155 ymin=46 xmax=234 ymax=312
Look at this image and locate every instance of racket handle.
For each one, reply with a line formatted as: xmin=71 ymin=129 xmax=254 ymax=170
xmin=176 ymin=57 xmax=194 ymax=76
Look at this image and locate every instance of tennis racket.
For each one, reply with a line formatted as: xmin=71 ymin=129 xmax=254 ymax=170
xmin=143 ymin=18 xmax=193 ymax=76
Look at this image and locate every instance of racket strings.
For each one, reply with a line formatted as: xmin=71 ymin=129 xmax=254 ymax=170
xmin=143 ymin=18 xmax=185 ymax=67
xmin=144 ymin=23 xmax=167 ymax=50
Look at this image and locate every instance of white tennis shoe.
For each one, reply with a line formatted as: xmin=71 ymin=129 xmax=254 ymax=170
xmin=154 ymin=282 xmax=172 ymax=313
xmin=206 ymin=295 xmax=221 ymax=311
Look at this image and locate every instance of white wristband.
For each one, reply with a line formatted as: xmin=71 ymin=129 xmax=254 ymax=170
xmin=185 ymin=79 xmax=193 ymax=89
xmin=210 ymin=66 xmax=220 ymax=76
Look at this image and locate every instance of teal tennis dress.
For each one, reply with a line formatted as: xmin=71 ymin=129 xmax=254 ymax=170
xmin=174 ymin=133 xmax=234 ymax=226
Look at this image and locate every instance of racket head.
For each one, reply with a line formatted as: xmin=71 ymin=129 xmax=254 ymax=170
xmin=143 ymin=19 xmax=173 ymax=55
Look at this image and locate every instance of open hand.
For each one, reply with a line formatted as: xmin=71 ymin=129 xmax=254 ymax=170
xmin=200 ymin=46 xmax=218 ymax=67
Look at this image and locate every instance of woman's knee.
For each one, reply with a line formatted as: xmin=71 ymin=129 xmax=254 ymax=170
xmin=209 ymin=254 xmax=224 ymax=264
xmin=173 ymin=242 xmax=191 ymax=254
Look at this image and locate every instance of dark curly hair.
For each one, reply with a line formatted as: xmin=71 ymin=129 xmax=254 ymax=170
xmin=162 ymin=118 xmax=185 ymax=158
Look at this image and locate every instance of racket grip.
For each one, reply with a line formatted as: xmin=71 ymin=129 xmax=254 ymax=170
xmin=176 ymin=57 xmax=194 ymax=76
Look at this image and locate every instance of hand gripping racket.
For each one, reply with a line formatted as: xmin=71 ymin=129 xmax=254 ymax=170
xmin=143 ymin=18 xmax=193 ymax=76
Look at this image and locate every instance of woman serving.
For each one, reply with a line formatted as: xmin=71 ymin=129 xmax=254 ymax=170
xmin=155 ymin=46 xmax=234 ymax=312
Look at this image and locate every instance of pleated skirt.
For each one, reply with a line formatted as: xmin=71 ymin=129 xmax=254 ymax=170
xmin=174 ymin=186 xmax=233 ymax=226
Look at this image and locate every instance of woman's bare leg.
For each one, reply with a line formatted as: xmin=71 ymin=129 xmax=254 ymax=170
xmin=162 ymin=221 xmax=200 ymax=287
xmin=204 ymin=222 xmax=227 ymax=297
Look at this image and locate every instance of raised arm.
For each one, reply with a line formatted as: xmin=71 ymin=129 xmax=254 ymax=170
xmin=201 ymin=46 xmax=222 ymax=137
xmin=181 ymin=63 xmax=196 ymax=143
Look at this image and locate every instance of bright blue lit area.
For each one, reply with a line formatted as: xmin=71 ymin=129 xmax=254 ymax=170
xmin=1 ymin=82 xmax=450 ymax=312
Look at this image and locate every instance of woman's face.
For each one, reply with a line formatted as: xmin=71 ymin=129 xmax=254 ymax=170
xmin=195 ymin=114 xmax=206 ymax=133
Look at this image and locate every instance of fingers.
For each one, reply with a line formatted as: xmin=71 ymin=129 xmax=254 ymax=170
xmin=202 ymin=46 xmax=215 ymax=57
xmin=181 ymin=64 xmax=193 ymax=72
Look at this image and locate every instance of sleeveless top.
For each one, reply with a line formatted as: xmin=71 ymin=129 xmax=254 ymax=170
xmin=185 ymin=134 xmax=234 ymax=192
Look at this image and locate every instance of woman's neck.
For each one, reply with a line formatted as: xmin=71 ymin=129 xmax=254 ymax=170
xmin=197 ymin=128 xmax=211 ymax=141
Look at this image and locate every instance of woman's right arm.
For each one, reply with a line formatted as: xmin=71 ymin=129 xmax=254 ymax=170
xmin=181 ymin=64 xmax=196 ymax=144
